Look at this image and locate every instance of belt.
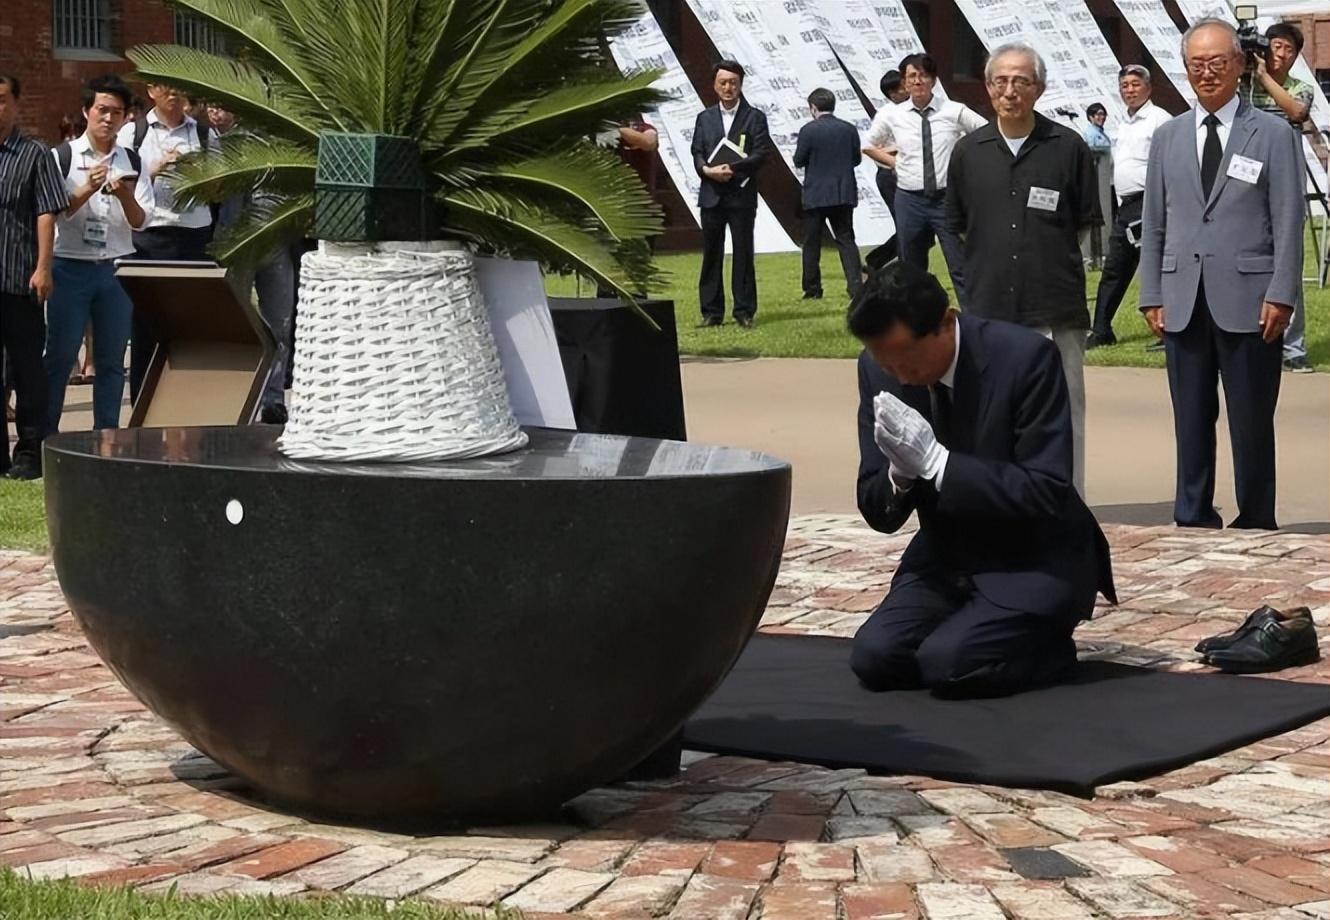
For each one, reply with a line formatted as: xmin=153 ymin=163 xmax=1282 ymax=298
xmin=900 ymin=187 xmax=947 ymax=196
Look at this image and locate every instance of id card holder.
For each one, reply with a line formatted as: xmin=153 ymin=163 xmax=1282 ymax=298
xmin=82 ymin=216 xmax=109 ymax=250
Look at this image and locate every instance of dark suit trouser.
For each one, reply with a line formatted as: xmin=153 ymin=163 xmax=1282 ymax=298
xmin=850 ymin=574 xmax=1079 ymax=699
xmin=894 ymin=189 xmax=965 ymax=307
xmin=0 ymin=293 xmax=47 ymax=465
xmin=801 ymin=205 xmax=863 ymax=298
xmin=874 ymin=169 xmax=898 ymax=217
xmin=867 ymin=170 xmax=899 ymax=270
xmin=699 ymin=206 xmax=756 ymax=321
xmin=129 ymin=226 xmax=214 ymax=403
xmin=1165 ymin=282 xmax=1282 ymax=530
xmin=1090 ymin=194 xmax=1143 ymax=339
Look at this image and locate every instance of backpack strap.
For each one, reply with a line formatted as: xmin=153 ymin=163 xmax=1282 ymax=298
xmin=124 ymin=147 xmax=142 ymax=176
xmin=197 ymin=119 xmax=210 ymax=151
xmin=56 ymin=141 xmax=73 ymax=179
xmin=132 ymin=114 xmax=149 ymax=150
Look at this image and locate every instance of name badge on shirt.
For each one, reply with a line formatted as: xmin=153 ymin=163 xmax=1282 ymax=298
xmin=82 ymin=217 xmax=109 ymax=250
xmin=1027 ymin=187 xmax=1060 ymax=211
xmin=1226 ymin=154 xmax=1263 ymax=185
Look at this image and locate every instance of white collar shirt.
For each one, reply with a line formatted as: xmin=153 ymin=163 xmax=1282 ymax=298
xmin=1113 ymin=100 xmax=1172 ymax=199
xmin=52 ymin=134 xmax=155 ymax=261
xmin=866 ymin=95 xmax=988 ymax=191
xmin=719 ymin=100 xmax=740 ymax=138
xmin=1193 ymin=94 xmax=1240 ymax=165
xmin=116 ymin=109 xmax=217 ymax=229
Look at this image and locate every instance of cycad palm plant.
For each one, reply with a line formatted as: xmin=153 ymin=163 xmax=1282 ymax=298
xmin=130 ymin=0 xmax=665 ymax=461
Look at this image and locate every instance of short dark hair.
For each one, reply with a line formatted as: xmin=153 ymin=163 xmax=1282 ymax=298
xmin=713 ymin=60 xmax=746 ymax=82
xmin=901 ymin=53 xmax=938 ymax=79
xmin=1086 ymin=102 xmax=1107 ymax=119
xmin=82 ymin=74 xmax=132 ymax=113
xmin=847 ymin=263 xmax=950 ymax=340
xmin=0 ymin=74 xmax=19 ymax=99
xmin=880 ymin=70 xmax=903 ymax=97
xmin=1266 ymin=22 xmax=1304 ymax=53
xmin=808 ymin=88 xmax=836 ymax=113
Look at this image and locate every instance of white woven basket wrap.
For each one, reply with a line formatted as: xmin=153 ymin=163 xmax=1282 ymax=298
xmin=279 ymin=243 xmax=528 ymax=462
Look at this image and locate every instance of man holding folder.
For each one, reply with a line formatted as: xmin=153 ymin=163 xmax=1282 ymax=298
xmin=691 ymin=60 xmax=772 ymax=328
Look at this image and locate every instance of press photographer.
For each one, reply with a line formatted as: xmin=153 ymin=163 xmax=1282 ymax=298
xmin=1238 ymin=14 xmax=1313 ymax=130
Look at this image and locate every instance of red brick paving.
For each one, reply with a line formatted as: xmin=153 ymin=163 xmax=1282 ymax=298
xmin=0 ymin=519 xmax=1326 ymax=916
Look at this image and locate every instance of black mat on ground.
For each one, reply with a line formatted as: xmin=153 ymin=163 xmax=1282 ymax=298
xmin=683 ymin=634 xmax=1330 ymax=796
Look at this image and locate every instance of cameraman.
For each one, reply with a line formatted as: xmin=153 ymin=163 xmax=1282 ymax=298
xmin=1242 ymin=22 xmax=1314 ymax=373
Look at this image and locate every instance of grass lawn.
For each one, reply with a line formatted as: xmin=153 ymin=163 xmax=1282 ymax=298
xmin=546 ymin=232 xmax=1328 ymax=370
xmin=0 ymin=480 xmax=47 ymax=554
xmin=0 ymin=870 xmax=515 ymax=918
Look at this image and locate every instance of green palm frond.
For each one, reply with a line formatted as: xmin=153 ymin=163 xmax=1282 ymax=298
xmin=445 ymin=69 xmax=665 ymax=156
xmin=208 ymin=193 xmax=314 ymax=265
xmin=129 ymin=45 xmax=324 ymax=143
xmin=164 ymin=0 xmax=349 ymax=131
xmin=418 ymin=0 xmax=552 ymax=142
xmin=167 ymin=135 xmax=317 ymax=210
xmin=476 ymin=144 xmax=661 ymax=241
xmin=139 ymin=0 xmax=665 ymax=291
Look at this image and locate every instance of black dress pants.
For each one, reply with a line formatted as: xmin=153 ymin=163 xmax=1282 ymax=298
xmin=850 ymin=574 xmax=1080 ymax=699
xmin=1165 ymin=282 xmax=1282 ymax=530
xmin=129 ymin=226 xmax=214 ymax=403
xmin=698 ymin=206 xmax=756 ymax=321
xmin=0 ymin=293 xmax=48 ymax=465
xmin=1090 ymin=194 xmax=1144 ymax=339
xmin=801 ymin=205 xmax=863 ymax=298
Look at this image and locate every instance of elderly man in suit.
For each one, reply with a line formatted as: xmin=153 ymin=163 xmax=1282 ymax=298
xmin=1139 ymin=19 xmax=1304 ymax=531
xmin=690 ymin=60 xmax=772 ymax=329
xmin=794 ymin=87 xmax=863 ymax=301
xmin=850 ymin=263 xmax=1116 ymax=698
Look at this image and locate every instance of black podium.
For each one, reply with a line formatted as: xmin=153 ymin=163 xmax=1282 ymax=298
xmin=548 ymin=298 xmax=686 ymax=441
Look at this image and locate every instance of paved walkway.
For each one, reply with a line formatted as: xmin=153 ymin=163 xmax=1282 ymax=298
xmin=0 ymin=517 xmax=1326 ymax=918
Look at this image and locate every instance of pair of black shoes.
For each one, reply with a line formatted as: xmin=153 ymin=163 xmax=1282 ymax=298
xmin=1195 ymin=606 xmax=1319 ymax=673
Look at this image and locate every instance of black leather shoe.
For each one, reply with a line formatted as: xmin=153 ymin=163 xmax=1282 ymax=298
xmin=697 ymin=316 xmax=722 ymax=328
xmin=735 ymin=316 xmax=754 ymax=329
xmin=1204 ymin=610 xmax=1319 ymax=674
xmin=802 ymin=290 xmax=823 ymax=300
xmin=6 ymin=454 xmax=41 ymax=481
xmin=1086 ymin=332 xmax=1116 ymax=350
xmin=1195 ymin=606 xmax=1310 ymax=655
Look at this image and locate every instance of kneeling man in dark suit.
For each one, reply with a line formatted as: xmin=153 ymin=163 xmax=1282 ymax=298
xmin=850 ymin=263 xmax=1116 ymax=698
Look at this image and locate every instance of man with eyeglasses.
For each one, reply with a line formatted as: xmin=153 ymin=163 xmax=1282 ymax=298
xmin=864 ymin=54 xmax=986 ymax=306
xmin=1088 ymin=65 xmax=1174 ymax=350
xmin=1139 ymin=19 xmax=1303 ymax=530
xmin=945 ymin=44 xmax=1101 ymax=498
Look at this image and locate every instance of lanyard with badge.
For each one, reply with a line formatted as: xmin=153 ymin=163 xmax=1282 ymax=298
xmin=79 ymin=149 xmax=113 ymax=251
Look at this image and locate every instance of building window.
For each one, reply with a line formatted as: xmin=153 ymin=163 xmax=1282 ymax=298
xmin=52 ymin=0 xmax=114 ymax=53
xmin=904 ymin=1 xmax=931 ymax=52
xmin=174 ymin=11 xmax=227 ymax=54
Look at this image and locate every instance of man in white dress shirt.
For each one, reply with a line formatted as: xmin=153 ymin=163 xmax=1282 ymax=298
xmin=46 ymin=75 xmax=154 ymax=436
xmin=864 ymin=53 xmax=987 ymax=307
xmin=1088 ymin=65 xmax=1173 ymax=349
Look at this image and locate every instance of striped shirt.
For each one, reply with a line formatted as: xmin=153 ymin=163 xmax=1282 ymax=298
xmin=0 ymin=127 xmax=70 ymax=295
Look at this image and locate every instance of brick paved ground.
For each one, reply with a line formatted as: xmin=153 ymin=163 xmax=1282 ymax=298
xmin=0 ymin=516 xmax=1327 ymax=918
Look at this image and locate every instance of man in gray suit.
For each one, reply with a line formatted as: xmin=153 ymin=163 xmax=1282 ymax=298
xmin=794 ymin=88 xmax=863 ymax=300
xmin=1139 ymin=19 xmax=1304 ymax=531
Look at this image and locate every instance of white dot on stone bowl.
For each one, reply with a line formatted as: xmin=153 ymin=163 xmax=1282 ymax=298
xmin=225 ymin=500 xmax=244 ymax=525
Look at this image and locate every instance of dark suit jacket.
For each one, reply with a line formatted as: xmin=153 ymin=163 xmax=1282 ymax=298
xmin=857 ymin=314 xmax=1115 ymax=618
xmin=794 ymin=114 xmax=861 ymax=209
xmin=690 ymin=99 xmax=772 ymax=210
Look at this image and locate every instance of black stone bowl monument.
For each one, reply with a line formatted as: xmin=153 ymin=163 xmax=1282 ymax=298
xmin=44 ymin=426 xmax=791 ymax=824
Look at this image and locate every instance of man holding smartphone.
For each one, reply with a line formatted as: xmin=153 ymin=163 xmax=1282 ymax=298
xmin=46 ymin=75 xmax=154 ymax=439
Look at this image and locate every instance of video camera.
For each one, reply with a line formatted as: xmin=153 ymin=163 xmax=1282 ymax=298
xmin=1234 ymin=4 xmax=1269 ymax=68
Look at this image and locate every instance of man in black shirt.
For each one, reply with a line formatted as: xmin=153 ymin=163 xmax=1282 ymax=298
xmin=0 ymin=74 xmax=70 ymax=479
xmin=946 ymin=44 xmax=1100 ymax=497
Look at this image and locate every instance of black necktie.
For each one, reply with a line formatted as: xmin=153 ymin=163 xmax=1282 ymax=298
xmin=1201 ymin=113 xmax=1221 ymax=200
xmin=917 ymin=108 xmax=937 ymax=195
xmin=929 ymin=383 xmax=953 ymax=449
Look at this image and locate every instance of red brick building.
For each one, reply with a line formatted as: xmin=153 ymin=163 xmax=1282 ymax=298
xmin=1 ymin=0 xmax=223 ymax=144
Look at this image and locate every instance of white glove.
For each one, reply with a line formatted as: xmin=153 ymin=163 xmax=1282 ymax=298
xmin=873 ymin=391 xmax=948 ymax=484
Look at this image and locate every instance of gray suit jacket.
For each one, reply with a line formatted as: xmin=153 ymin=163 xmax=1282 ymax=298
xmin=1139 ymin=100 xmax=1303 ymax=333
